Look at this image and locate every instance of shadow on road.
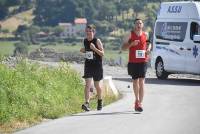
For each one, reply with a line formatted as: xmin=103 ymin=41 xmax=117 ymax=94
xmin=71 ymin=111 xmax=141 ymax=117
xmin=113 ymin=77 xmax=200 ymax=86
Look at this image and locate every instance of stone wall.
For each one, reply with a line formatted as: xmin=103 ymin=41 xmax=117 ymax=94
xmin=28 ymin=47 xmax=126 ymax=66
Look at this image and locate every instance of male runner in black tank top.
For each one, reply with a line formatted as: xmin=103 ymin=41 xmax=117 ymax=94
xmin=80 ymin=25 xmax=104 ymax=111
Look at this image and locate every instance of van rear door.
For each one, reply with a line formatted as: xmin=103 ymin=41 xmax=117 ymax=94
xmin=185 ymin=21 xmax=200 ymax=74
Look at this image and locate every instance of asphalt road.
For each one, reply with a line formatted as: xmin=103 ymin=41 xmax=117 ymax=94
xmin=15 ymin=63 xmax=200 ymax=134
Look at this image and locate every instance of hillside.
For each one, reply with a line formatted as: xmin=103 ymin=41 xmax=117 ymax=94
xmin=0 ymin=1 xmax=159 ymax=38
xmin=0 ymin=9 xmax=34 ymax=33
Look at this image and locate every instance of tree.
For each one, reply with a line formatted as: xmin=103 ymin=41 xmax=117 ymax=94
xmin=132 ymin=1 xmax=147 ymax=18
xmin=97 ymin=2 xmax=117 ymax=21
xmin=15 ymin=25 xmax=28 ymax=37
xmin=53 ymin=26 xmax=64 ymax=36
xmin=29 ymin=25 xmax=40 ymax=44
xmin=0 ymin=5 xmax=8 ymax=20
xmin=40 ymin=26 xmax=52 ymax=34
xmin=117 ymin=0 xmax=134 ymax=21
xmin=94 ymin=20 xmax=116 ymax=36
xmin=34 ymin=0 xmax=77 ymax=26
xmin=21 ymin=30 xmax=31 ymax=45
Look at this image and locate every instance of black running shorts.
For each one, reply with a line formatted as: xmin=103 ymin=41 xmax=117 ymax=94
xmin=128 ymin=62 xmax=147 ymax=80
xmin=83 ymin=61 xmax=103 ymax=81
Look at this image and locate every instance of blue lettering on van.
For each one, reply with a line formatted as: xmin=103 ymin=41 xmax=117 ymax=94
xmin=168 ymin=6 xmax=182 ymax=13
xmin=156 ymin=46 xmax=180 ymax=55
xmin=193 ymin=45 xmax=198 ymax=58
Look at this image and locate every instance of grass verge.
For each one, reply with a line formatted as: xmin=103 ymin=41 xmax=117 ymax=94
xmin=0 ymin=59 xmax=119 ymax=133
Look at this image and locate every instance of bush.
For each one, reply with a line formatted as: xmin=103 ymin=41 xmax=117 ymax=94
xmin=13 ymin=42 xmax=28 ymax=56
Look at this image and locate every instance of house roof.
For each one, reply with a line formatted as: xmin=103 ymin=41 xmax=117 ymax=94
xmin=74 ymin=18 xmax=87 ymax=24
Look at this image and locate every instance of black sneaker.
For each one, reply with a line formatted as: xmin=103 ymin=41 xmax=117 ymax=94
xmin=97 ymin=99 xmax=103 ymax=111
xmin=82 ymin=102 xmax=90 ymax=111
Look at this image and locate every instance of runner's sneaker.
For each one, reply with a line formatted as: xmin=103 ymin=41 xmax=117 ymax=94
xmin=97 ymin=99 xmax=103 ymax=110
xmin=82 ymin=102 xmax=90 ymax=111
xmin=134 ymin=101 xmax=143 ymax=112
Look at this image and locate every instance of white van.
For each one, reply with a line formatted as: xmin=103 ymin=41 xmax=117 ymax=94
xmin=151 ymin=1 xmax=200 ymax=79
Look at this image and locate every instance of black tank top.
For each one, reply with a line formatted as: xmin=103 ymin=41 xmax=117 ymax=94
xmin=84 ymin=38 xmax=102 ymax=63
xmin=83 ymin=37 xmax=103 ymax=76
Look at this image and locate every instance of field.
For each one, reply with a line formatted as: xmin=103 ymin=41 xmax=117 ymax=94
xmin=0 ymin=41 xmax=16 ymax=56
xmin=0 ymin=41 xmax=129 ymax=63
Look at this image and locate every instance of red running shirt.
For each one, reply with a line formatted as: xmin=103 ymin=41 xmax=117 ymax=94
xmin=128 ymin=31 xmax=148 ymax=63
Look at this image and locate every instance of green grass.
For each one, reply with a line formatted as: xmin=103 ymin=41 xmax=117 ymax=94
xmin=0 ymin=42 xmax=129 ymax=63
xmin=0 ymin=59 xmax=119 ymax=133
xmin=104 ymin=50 xmax=128 ymax=61
xmin=0 ymin=61 xmax=84 ymax=132
xmin=38 ymin=43 xmax=82 ymax=53
xmin=0 ymin=41 xmax=16 ymax=56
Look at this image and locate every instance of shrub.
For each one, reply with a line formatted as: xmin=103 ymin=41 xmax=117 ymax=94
xmin=13 ymin=42 xmax=28 ymax=56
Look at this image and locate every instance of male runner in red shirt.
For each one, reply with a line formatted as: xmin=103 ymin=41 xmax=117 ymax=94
xmin=122 ymin=18 xmax=151 ymax=112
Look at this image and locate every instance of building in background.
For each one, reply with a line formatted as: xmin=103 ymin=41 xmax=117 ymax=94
xmin=74 ymin=18 xmax=87 ymax=37
xmin=59 ymin=18 xmax=87 ymax=38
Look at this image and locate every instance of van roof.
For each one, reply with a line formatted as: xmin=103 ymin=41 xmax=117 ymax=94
xmin=157 ymin=1 xmax=200 ymax=20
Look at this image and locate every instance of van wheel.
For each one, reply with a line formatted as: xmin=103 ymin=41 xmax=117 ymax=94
xmin=155 ymin=59 xmax=168 ymax=79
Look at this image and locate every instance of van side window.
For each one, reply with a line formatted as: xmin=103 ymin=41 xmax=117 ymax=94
xmin=155 ymin=22 xmax=187 ymax=42
xmin=190 ymin=22 xmax=200 ymax=40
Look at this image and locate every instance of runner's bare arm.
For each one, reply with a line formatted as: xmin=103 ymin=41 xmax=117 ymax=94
xmin=145 ymin=32 xmax=152 ymax=54
xmin=80 ymin=48 xmax=85 ymax=53
xmin=80 ymin=39 xmax=85 ymax=53
xmin=90 ymin=39 xmax=104 ymax=57
xmin=121 ymin=33 xmax=130 ymax=50
xmin=121 ymin=33 xmax=139 ymax=50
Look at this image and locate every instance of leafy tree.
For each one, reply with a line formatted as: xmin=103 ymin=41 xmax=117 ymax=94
xmin=15 ymin=25 xmax=28 ymax=37
xmin=0 ymin=0 xmax=8 ymax=20
xmin=74 ymin=0 xmax=97 ymax=21
xmin=40 ymin=26 xmax=52 ymax=34
xmin=52 ymin=26 xmax=64 ymax=36
xmin=29 ymin=25 xmax=40 ymax=44
xmin=21 ymin=30 xmax=31 ymax=45
xmin=4 ymin=0 xmax=21 ymax=6
xmin=94 ymin=20 xmax=116 ymax=36
xmin=0 ymin=0 xmax=30 ymax=20
xmin=2 ymin=0 xmax=178 ymax=36
xmin=97 ymin=1 xmax=118 ymax=21
xmin=132 ymin=2 xmax=146 ymax=18
xmin=117 ymin=0 xmax=134 ymax=21
xmin=34 ymin=0 xmax=77 ymax=26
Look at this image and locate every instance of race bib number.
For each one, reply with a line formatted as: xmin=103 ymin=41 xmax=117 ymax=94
xmin=136 ymin=50 xmax=145 ymax=58
xmin=85 ymin=51 xmax=93 ymax=59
